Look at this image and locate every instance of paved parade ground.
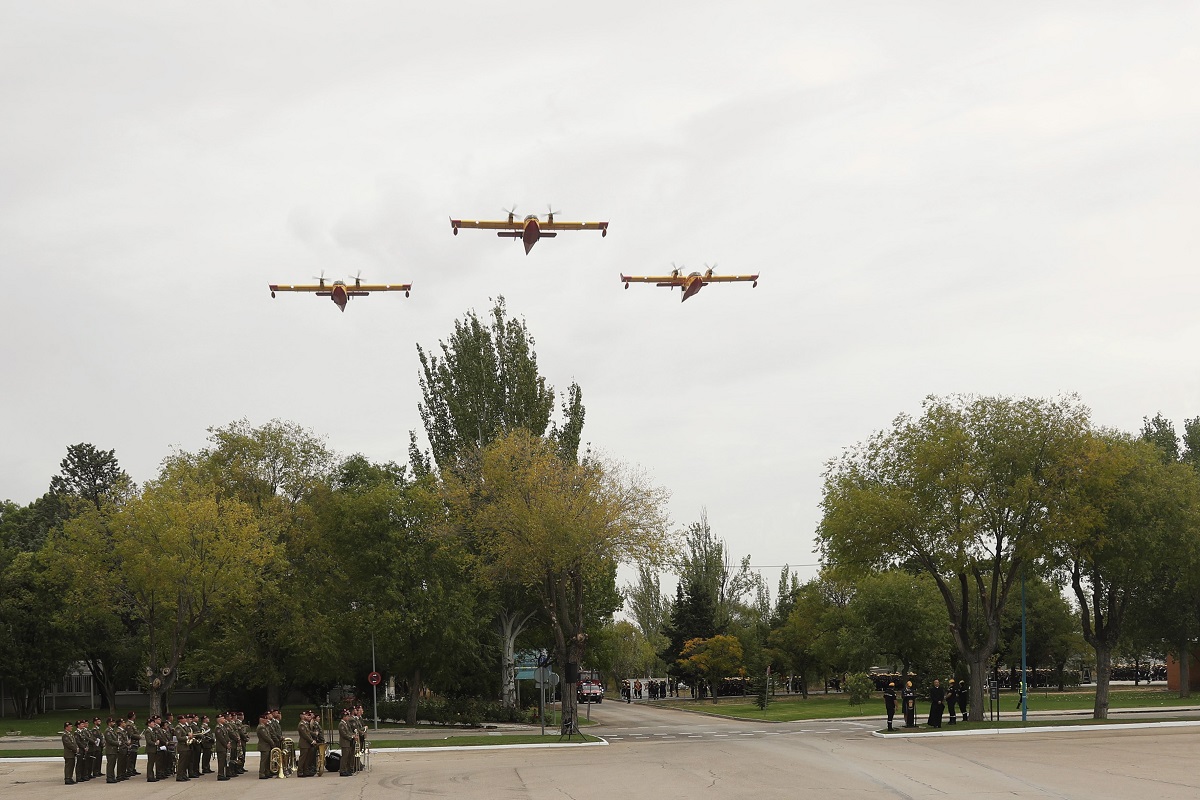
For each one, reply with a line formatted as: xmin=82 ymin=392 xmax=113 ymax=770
xmin=4 ymin=702 xmax=1199 ymax=799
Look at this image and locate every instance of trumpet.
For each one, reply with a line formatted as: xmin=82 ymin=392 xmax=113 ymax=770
xmin=269 ymin=747 xmax=283 ymax=779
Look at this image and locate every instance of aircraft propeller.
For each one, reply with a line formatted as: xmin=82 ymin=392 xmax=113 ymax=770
xmin=312 ymin=271 xmax=327 ymax=287
xmin=503 ymin=204 xmax=518 ymax=222
xmin=546 ymin=204 xmax=560 ymax=222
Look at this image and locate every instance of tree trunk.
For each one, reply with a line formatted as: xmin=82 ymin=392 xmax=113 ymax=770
xmin=1093 ymin=646 xmax=1111 ymax=720
xmin=496 ymin=608 xmax=536 ymax=709
xmin=1180 ymin=638 xmax=1191 ymax=700
xmin=406 ymin=667 xmax=421 ymax=727
xmin=969 ymin=656 xmax=988 ymax=722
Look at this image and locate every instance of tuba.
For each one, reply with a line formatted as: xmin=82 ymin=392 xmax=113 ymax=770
xmin=315 ymin=741 xmax=326 ymax=776
xmin=269 ymin=747 xmax=283 ymax=779
xmin=282 ymin=737 xmax=295 ymax=776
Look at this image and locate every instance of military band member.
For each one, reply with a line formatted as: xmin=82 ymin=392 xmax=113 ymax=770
xmin=337 ymin=709 xmax=355 ymax=777
xmin=312 ymin=710 xmax=325 ymax=774
xmin=214 ymin=712 xmax=232 ymax=781
xmin=173 ymin=714 xmax=191 ymax=782
xmin=256 ymin=712 xmax=273 ymax=779
xmin=190 ymin=714 xmax=203 ymax=778
xmin=74 ymin=719 xmax=92 ymax=783
xmin=116 ymin=718 xmax=131 ymax=780
xmin=155 ymin=716 xmax=173 ymax=781
xmin=142 ymin=717 xmax=158 ymax=782
xmin=63 ymin=721 xmax=79 ymax=785
xmin=353 ymin=704 xmax=367 ymax=772
xmin=237 ymin=711 xmax=250 ymax=774
xmin=126 ymin=713 xmax=141 ymax=777
xmin=89 ymin=717 xmax=103 ymax=778
xmin=200 ymin=714 xmax=214 ymax=774
xmin=103 ymin=718 xmax=119 ymax=783
xmin=297 ymin=709 xmax=315 ymax=777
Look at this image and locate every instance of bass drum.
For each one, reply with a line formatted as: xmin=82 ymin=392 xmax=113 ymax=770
xmin=325 ymin=750 xmax=341 ymax=773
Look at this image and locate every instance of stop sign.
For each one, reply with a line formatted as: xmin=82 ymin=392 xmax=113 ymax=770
xmin=368 ymin=671 xmax=382 ymax=686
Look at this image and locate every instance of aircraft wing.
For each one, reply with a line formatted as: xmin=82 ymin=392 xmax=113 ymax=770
xmin=540 ymin=221 xmax=609 ymax=233
xmin=269 ymin=283 xmax=325 ymax=293
xmin=620 ymin=274 xmax=682 ymax=284
xmin=352 ymin=283 xmax=412 ymax=293
xmin=702 ymin=274 xmax=759 ymax=283
xmin=450 ymin=218 xmax=522 ymax=231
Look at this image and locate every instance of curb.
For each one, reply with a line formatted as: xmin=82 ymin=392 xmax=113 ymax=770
xmin=872 ymin=720 xmax=1200 ymax=738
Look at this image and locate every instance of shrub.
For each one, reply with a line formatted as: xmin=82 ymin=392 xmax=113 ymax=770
xmin=845 ymin=673 xmax=874 ymax=706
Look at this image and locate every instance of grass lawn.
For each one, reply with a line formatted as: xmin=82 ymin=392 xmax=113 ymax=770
xmin=658 ymin=686 xmax=1196 ymax=722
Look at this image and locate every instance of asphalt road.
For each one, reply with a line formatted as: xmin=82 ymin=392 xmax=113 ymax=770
xmin=4 ymin=702 xmax=1199 ymax=798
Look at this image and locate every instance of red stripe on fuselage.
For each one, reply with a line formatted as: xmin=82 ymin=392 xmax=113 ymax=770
xmin=522 ymin=218 xmax=540 ymax=254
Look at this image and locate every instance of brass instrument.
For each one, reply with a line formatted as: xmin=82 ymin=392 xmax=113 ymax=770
xmin=316 ymin=742 xmax=326 ymax=776
xmin=282 ymin=737 xmax=295 ymax=776
xmin=269 ymin=747 xmax=283 ymax=779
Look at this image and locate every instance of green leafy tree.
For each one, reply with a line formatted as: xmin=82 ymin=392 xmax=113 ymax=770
xmin=50 ymin=458 xmax=275 ymax=717
xmin=41 ymin=444 xmax=139 ymax=711
xmin=1056 ymin=432 xmax=1200 ymax=717
xmin=996 ymin=574 xmax=1082 ymax=691
xmin=819 ymin=395 xmax=1091 ymax=720
xmin=0 ymin=508 xmax=76 ymax=718
xmin=678 ymin=635 xmax=745 ymax=703
xmin=624 ymin=564 xmax=671 ymax=674
xmin=415 ymin=298 xmax=586 ymax=707
xmin=840 ymin=570 xmax=951 ymax=679
xmin=185 ymin=420 xmax=336 ymax=709
xmin=322 ymin=462 xmax=486 ymax=724
xmin=446 ymin=430 xmax=671 ymax=734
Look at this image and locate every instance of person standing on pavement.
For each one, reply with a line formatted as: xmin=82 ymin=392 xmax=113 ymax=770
xmin=62 ymin=721 xmax=79 ymax=785
xmin=946 ymin=680 xmax=958 ymax=725
xmin=338 ymin=709 xmax=356 ymax=777
xmin=256 ymin=712 xmax=274 ymax=779
xmin=902 ymin=681 xmax=917 ymax=728
xmin=927 ymin=679 xmax=945 ymax=728
xmin=883 ymin=682 xmax=897 ymax=730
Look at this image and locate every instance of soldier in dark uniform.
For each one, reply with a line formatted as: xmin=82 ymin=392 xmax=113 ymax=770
xmin=174 ymin=714 xmax=191 ymax=781
xmin=214 ymin=712 xmax=232 ymax=781
xmin=338 ymin=709 xmax=355 ymax=777
xmin=156 ymin=716 xmax=173 ymax=780
xmin=927 ymin=679 xmax=944 ymax=728
xmin=883 ymin=682 xmax=897 ymax=730
xmin=63 ymin=721 xmax=79 ymax=785
xmin=902 ymin=681 xmax=917 ymax=728
xmin=103 ymin=718 xmax=119 ymax=783
xmin=190 ymin=714 xmax=203 ymax=778
xmin=116 ymin=718 xmax=132 ymax=780
xmin=200 ymin=714 xmax=214 ymax=774
xmin=89 ymin=717 xmax=103 ymax=779
xmin=126 ymin=713 xmax=141 ymax=776
xmin=946 ymin=680 xmax=958 ymax=725
xmin=958 ymin=680 xmax=969 ymax=720
xmin=142 ymin=717 xmax=159 ymax=782
xmin=73 ymin=719 xmax=91 ymax=783
xmin=354 ymin=704 xmax=368 ymax=772
xmin=298 ymin=709 xmax=316 ymax=777
xmin=256 ymin=712 xmax=274 ymax=779
xmin=237 ymin=711 xmax=250 ymax=774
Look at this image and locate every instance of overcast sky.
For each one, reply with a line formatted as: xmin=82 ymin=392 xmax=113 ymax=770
xmin=3 ymin=2 xmax=1198 ymax=593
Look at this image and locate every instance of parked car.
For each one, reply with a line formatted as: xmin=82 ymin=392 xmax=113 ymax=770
xmin=577 ymin=681 xmax=604 ymax=703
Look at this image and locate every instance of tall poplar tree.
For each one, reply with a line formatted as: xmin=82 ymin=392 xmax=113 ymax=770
xmin=415 ymin=298 xmax=586 ymax=707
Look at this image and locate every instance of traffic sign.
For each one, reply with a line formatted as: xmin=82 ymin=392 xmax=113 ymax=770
xmin=534 ymin=669 xmax=559 ymax=689
xmin=368 ymin=671 xmax=382 ymax=686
